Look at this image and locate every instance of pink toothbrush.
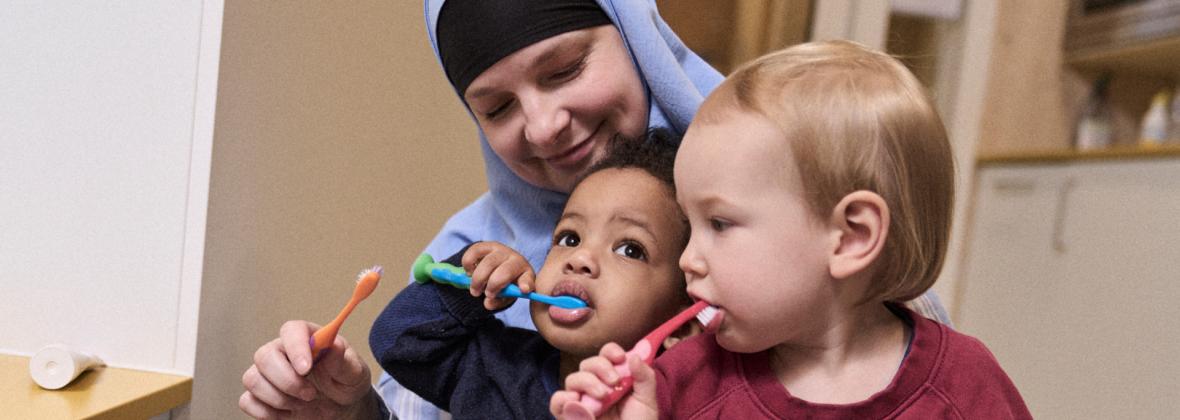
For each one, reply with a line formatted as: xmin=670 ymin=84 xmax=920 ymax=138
xmin=568 ymin=300 xmax=720 ymax=417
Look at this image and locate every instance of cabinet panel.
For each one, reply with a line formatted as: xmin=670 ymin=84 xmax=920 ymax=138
xmin=960 ymin=160 xmax=1180 ymax=419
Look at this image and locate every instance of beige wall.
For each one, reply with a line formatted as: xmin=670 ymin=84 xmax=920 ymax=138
xmin=194 ymin=2 xmax=486 ymax=418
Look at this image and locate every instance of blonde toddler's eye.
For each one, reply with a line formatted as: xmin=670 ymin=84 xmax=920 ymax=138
xmin=555 ymin=231 xmax=580 ymax=247
xmin=613 ymin=242 xmax=647 ymax=261
xmin=710 ymin=218 xmax=731 ymax=232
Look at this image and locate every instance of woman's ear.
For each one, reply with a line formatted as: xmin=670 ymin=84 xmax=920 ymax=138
xmin=827 ymin=190 xmax=889 ymax=279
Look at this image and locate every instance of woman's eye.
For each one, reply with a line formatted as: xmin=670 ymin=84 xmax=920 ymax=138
xmin=709 ymin=218 xmax=730 ymax=232
xmin=549 ymin=59 xmax=585 ymax=82
xmin=483 ymin=100 xmax=512 ymax=120
xmin=555 ymin=231 xmax=580 ymax=247
xmin=613 ymin=242 xmax=647 ymax=261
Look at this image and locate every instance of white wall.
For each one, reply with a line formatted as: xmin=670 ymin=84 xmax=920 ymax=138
xmin=0 ymin=1 xmax=222 ymax=375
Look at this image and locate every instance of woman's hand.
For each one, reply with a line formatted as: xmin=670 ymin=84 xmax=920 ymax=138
xmin=462 ymin=241 xmax=536 ymax=311
xmin=240 ymin=320 xmax=380 ymax=420
xmin=550 ymin=342 xmax=659 ymax=420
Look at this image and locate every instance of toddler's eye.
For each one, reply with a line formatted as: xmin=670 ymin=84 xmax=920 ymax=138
xmin=709 ymin=218 xmax=730 ymax=232
xmin=554 ymin=231 xmax=580 ymax=247
xmin=613 ymin=242 xmax=647 ymax=261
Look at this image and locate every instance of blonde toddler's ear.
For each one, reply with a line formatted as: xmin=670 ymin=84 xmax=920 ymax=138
xmin=827 ymin=190 xmax=889 ymax=280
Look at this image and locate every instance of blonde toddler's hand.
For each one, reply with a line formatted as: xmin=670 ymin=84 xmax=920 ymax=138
xmin=550 ymin=343 xmax=659 ymax=420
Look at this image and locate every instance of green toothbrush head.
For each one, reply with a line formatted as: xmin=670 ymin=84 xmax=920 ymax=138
xmin=412 ymin=253 xmax=435 ymax=284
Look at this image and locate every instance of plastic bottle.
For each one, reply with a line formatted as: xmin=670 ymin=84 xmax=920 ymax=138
xmin=1075 ymin=76 xmax=1113 ymax=150
xmin=1140 ymin=90 xmax=1170 ymax=147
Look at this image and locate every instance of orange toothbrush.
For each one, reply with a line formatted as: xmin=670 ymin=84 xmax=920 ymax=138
xmin=309 ymin=266 xmax=383 ymax=360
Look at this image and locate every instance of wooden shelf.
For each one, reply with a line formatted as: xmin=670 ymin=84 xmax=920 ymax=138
xmin=1064 ymin=0 xmax=1180 ymax=78
xmin=978 ymin=143 xmax=1180 ymax=165
xmin=0 ymin=354 xmax=191 ymax=420
xmin=1067 ymin=35 xmax=1180 ymax=77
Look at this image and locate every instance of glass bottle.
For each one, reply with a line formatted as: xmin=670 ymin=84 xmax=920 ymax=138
xmin=1139 ymin=90 xmax=1169 ymax=147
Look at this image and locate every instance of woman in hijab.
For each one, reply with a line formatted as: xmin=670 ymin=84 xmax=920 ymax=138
xmin=240 ymin=1 xmax=950 ymax=418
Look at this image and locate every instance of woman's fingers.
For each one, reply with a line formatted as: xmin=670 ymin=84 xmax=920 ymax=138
xmin=239 ymin=389 xmax=287 ymax=419
xmin=241 ymin=363 xmax=306 ymax=411
xmin=278 ymin=320 xmax=318 ymax=376
xmin=253 ymin=337 xmax=317 ymax=402
xmin=309 ymin=335 xmax=372 ymax=405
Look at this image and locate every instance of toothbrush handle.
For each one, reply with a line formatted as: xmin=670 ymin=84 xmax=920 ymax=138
xmin=577 ymin=340 xmax=653 ymax=415
xmin=426 ymin=266 xmax=527 ymax=297
xmin=573 ymin=302 xmax=708 ymax=415
xmin=522 ymin=292 xmax=588 ymax=309
xmin=422 ymin=263 xmax=587 ymax=309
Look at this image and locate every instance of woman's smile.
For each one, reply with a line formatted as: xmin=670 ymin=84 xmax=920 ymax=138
xmin=543 ymin=125 xmax=601 ymax=170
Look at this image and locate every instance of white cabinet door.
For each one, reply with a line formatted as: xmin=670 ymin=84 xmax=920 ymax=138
xmin=959 ymin=160 xmax=1180 ymax=419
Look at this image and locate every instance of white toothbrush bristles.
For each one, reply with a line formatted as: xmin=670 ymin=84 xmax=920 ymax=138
xmin=357 ymin=265 xmax=384 ymax=282
xmin=695 ymin=305 xmax=718 ymax=327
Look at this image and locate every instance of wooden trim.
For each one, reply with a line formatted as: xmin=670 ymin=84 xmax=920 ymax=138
xmin=977 ymin=144 xmax=1180 ymax=165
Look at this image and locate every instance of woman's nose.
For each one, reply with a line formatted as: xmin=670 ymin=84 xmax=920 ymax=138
xmin=562 ymin=248 xmax=598 ymax=277
xmin=520 ymin=92 xmax=570 ymax=147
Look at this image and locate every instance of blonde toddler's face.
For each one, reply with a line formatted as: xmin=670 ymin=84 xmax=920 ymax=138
xmin=674 ymin=109 xmax=835 ymax=353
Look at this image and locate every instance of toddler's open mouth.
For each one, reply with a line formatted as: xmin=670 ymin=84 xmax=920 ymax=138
xmin=547 ymin=280 xmax=592 ymax=324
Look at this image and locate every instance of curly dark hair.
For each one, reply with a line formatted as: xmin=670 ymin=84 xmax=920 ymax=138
xmin=568 ymin=129 xmax=688 ymax=253
xmin=575 ymin=128 xmax=680 ymax=192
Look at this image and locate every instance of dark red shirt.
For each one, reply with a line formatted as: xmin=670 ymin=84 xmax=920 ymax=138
xmin=654 ymin=306 xmax=1032 ymax=419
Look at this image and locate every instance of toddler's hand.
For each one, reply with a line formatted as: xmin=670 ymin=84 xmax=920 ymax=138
xmin=462 ymin=241 xmax=535 ymax=311
xmin=550 ymin=343 xmax=659 ymax=420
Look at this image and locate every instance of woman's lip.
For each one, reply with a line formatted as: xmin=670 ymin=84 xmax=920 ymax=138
xmin=543 ymin=125 xmax=602 ymax=169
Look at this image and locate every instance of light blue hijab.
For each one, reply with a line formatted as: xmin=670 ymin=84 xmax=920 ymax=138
xmin=416 ymin=0 xmax=723 ymax=330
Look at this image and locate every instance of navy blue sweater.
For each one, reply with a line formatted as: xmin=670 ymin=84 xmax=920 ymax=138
xmin=370 ymin=251 xmax=561 ymax=419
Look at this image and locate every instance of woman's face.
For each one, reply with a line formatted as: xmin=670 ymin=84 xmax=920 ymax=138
xmin=463 ymin=25 xmax=649 ymax=193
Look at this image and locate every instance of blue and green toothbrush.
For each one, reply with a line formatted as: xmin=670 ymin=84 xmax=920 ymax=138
xmin=412 ymin=253 xmax=588 ymax=309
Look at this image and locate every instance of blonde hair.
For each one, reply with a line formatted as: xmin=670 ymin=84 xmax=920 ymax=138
xmin=699 ymin=40 xmax=954 ymax=303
